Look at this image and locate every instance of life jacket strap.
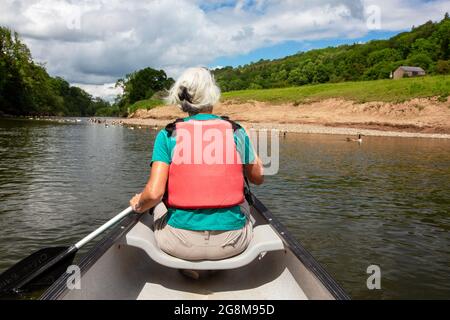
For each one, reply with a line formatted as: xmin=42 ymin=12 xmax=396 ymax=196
xmin=219 ymin=116 xmax=242 ymax=132
xmin=165 ymin=118 xmax=185 ymax=137
xmin=244 ymin=177 xmax=254 ymax=206
xmin=165 ymin=116 xmax=242 ymax=137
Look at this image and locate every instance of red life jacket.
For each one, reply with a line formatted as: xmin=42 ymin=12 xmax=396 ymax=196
xmin=166 ymin=118 xmax=244 ymax=209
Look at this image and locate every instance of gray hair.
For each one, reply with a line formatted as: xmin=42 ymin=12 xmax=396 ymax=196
xmin=166 ymin=67 xmax=221 ymax=114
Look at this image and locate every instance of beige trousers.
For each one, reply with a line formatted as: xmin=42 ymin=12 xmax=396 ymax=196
xmin=154 ymin=202 xmax=253 ymax=261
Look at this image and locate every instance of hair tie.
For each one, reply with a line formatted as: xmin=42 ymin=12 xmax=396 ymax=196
xmin=178 ymin=87 xmax=193 ymax=104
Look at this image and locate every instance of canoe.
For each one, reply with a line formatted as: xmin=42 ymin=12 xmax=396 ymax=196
xmin=40 ymin=196 xmax=350 ymax=300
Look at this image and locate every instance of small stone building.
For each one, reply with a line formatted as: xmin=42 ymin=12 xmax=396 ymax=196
xmin=392 ymin=66 xmax=426 ymax=79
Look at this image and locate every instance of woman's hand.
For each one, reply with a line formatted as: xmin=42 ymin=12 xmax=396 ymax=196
xmin=245 ymin=155 xmax=264 ymax=185
xmin=130 ymin=193 xmax=146 ymax=213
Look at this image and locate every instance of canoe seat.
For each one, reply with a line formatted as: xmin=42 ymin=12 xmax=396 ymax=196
xmin=124 ymin=214 xmax=285 ymax=270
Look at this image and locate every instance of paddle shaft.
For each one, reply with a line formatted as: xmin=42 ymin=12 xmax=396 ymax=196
xmin=75 ymin=206 xmax=134 ymax=249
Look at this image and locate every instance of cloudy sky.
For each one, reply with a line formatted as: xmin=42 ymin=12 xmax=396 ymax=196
xmin=1 ymin=0 xmax=449 ymax=100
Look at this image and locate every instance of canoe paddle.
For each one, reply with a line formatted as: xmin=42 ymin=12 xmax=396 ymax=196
xmin=0 ymin=206 xmax=134 ymax=295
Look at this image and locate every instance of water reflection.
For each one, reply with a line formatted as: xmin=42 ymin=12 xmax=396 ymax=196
xmin=255 ymin=134 xmax=450 ymax=299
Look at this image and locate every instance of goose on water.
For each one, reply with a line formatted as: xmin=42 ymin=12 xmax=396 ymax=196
xmin=346 ymin=134 xmax=363 ymax=143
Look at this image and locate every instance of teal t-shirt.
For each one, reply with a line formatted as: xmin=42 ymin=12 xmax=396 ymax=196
xmin=151 ymin=114 xmax=255 ymax=231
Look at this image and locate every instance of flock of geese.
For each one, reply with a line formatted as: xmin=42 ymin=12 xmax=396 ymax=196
xmin=104 ymin=124 xmax=154 ymax=131
xmin=26 ymin=117 xmax=82 ymax=124
xmin=28 ymin=117 xmax=364 ymax=142
xmin=25 ymin=117 xmax=365 ymax=144
xmin=88 ymin=118 xmax=158 ymax=131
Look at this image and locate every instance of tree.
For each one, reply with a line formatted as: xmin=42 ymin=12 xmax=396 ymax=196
xmin=117 ymin=67 xmax=174 ymax=105
xmin=364 ymin=61 xmax=398 ymax=80
xmin=436 ymin=60 xmax=450 ymax=74
xmin=367 ymin=48 xmax=402 ymax=66
xmin=0 ymin=26 xmax=109 ymax=116
xmin=314 ymin=64 xmax=332 ymax=83
xmin=436 ymin=20 xmax=450 ymax=59
xmin=407 ymin=53 xmax=433 ymax=70
xmin=114 ymin=67 xmax=174 ymax=115
xmin=0 ymin=27 xmax=33 ymax=115
xmin=411 ymin=38 xmax=440 ymax=60
xmin=288 ymin=68 xmax=309 ymax=85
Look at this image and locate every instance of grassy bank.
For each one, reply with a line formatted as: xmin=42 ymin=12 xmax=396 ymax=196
xmin=128 ymin=98 xmax=164 ymax=114
xmin=221 ymin=76 xmax=450 ymax=104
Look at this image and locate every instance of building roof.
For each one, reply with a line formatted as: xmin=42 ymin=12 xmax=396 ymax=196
xmin=397 ymin=66 xmax=425 ymax=72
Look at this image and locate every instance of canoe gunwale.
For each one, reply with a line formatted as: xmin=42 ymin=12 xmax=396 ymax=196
xmin=251 ymin=195 xmax=350 ymax=300
xmin=40 ymin=213 xmax=141 ymax=300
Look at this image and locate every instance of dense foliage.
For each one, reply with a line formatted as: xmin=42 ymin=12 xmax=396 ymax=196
xmin=213 ymin=14 xmax=450 ymax=92
xmin=0 ymin=27 xmax=109 ymax=116
xmin=114 ymin=68 xmax=174 ymax=116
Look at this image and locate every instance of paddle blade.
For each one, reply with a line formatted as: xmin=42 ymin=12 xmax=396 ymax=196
xmin=0 ymin=246 xmax=75 ymax=294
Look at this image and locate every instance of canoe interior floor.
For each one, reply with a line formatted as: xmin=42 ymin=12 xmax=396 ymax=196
xmin=63 ymin=244 xmax=309 ymax=300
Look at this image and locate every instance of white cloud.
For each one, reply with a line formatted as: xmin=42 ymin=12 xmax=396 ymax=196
xmin=0 ymin=0 xmax=449 ymax=99
xmin=72 ymin=83 xmax=123 ymax=102
xmin=363 ymin=0 xmax=450 ymax=30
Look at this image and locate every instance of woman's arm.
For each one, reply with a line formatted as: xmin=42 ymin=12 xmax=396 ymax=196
xmin=237 ymin=126 xmax=264 ymax=186
xmin=245 ymin=156 xmax=264 ymax=185
xmin=130 ymin=161 xmax=170 ymax=213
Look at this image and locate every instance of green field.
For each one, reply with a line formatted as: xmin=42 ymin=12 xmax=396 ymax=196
xmin=221 ymin=76 xmax=450 ymax=104
xmin=128 ymin=98 xmax=165 ymax=114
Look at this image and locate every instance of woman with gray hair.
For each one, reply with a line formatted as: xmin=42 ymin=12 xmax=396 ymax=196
xmin=129 ymin=67 xmax=263 ymax=276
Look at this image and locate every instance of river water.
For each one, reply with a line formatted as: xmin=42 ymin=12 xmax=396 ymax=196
xmin=0 ymin=118 xmax=449 ymax=299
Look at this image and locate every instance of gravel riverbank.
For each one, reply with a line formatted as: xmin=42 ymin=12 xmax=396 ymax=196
xmin=120 ymin=117 xmax=450 ymax=139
